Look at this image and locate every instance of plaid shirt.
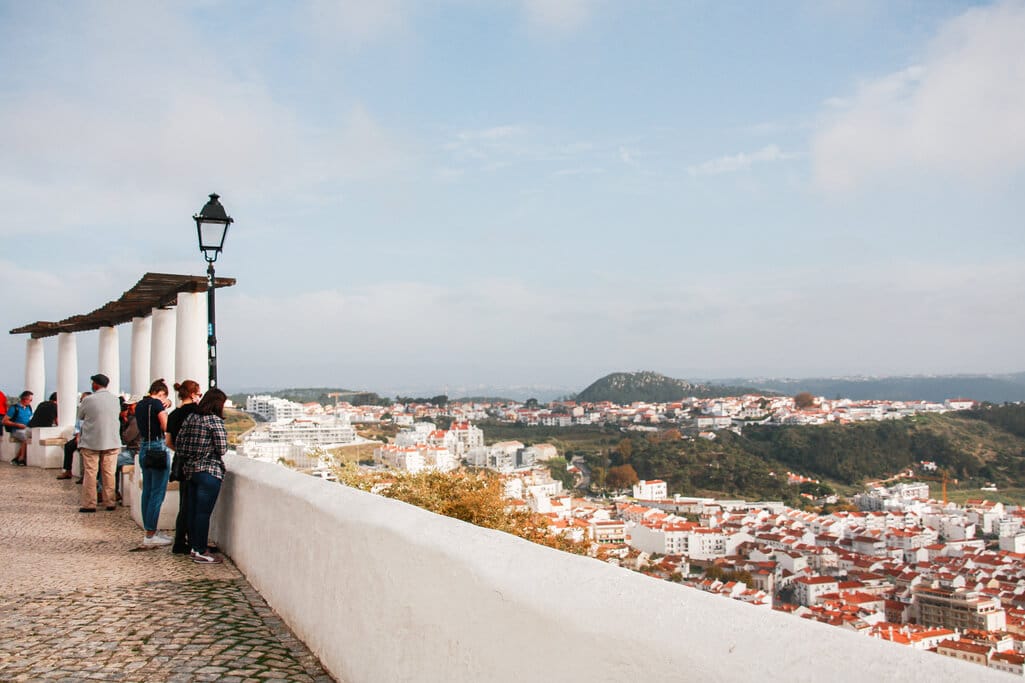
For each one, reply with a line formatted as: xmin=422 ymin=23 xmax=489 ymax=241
xmin=176 ymin=413 xmax=228 ymax=480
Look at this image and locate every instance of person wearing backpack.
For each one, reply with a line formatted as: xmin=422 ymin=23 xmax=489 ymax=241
xmin=136 ymin=379 xmax=172 ymax=547
xmin=4 ymin=391 xmax=34 ymax=466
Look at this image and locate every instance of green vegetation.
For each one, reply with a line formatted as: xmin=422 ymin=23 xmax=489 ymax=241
xmin=223 ymin=408 xmax=255 ymax=446
xmin=570 ymin=406 xmax=1025 ymax=504
xmin=575 ymin=371 xmax=769 ymax=404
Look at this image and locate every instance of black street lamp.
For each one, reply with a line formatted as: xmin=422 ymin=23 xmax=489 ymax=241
xmin=193 ymin=193 xmax=234 ymax=389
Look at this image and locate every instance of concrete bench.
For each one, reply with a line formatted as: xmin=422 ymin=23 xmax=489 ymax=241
xmin=26 ymin=427 xmax=65 ymax=469
xmin=1 ymin=433 xmax=22 ymax=463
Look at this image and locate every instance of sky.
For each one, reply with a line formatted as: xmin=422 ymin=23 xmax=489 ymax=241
xmin=1 ymin=0 xmax=1024 ymax=397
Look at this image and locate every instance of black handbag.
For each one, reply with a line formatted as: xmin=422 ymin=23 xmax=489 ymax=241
xmin=142 ymin=445 xmax=167 ymax=470
xmin=169 ymin=453 xmax=184 ymax=482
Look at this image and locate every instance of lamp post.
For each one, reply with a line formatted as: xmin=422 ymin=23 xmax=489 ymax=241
xmin=193 ymin=193 xmax=233 ymax=389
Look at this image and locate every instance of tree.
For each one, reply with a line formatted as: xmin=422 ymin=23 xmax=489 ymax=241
xmin=546 ymin=457 xmax=575 ymax=489
xmin=525 ymin=398 xmax=539 ymax=409
xmin=617 ymin=438 xmax=634 ymax=463
xmin=794 ymin=392 xmax=816 ymax=409
xmin=607 ymin=464 xmax=639 ymax=490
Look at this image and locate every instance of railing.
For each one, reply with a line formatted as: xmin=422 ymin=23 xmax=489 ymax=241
xmin=212 ymin=456 xmax=999 ymax=682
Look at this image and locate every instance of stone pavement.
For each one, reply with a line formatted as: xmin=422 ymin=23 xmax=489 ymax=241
xmin=0 ymin=461 xmax=335 ymax=682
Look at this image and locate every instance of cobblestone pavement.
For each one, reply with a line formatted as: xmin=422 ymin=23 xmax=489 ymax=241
xmin=0 ymin=461 xmax=334 ymax=682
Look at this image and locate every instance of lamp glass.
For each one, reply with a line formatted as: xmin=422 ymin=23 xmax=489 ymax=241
xmin=198 ymin=220 xmax=229 ymax=254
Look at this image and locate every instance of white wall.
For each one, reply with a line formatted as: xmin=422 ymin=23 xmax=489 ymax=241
xmin=212 ymin=456 xmax=999 ymax=683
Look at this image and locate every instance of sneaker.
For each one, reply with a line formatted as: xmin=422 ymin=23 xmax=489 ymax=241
xmin=142 ymin=534 xmax=172 ymax=547
xmin=191 ymin=551 xmax=222 ymax=564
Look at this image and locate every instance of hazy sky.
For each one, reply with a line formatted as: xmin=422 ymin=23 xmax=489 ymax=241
xmin=1 ymin=0 xmax=1023 ymax=395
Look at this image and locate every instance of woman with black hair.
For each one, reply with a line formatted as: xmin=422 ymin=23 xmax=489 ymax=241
xmin=137 ymin=379 xmax=172 ymax=546
xmin=175 ymin=387 xmax=228 ymax=564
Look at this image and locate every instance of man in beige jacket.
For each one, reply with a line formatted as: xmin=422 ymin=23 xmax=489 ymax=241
xmin=77 ymin=374 xmax=121 ymax=512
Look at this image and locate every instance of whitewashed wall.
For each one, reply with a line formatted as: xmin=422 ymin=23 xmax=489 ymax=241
xmin=212 ymin=456 xmax=1000 ymax=683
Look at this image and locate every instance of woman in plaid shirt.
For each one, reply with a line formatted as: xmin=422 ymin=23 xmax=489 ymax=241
xmin=176 ymin=388 xmax=228 ymax=564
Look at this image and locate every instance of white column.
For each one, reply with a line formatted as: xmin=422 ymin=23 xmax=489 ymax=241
xmin=57 ymin=333 xmax=78 ymax=440
xmin=24 ymin=338 xmax=46 ymax=410
xmin=150 ymin=307 xmax=176 ymax=390
xmin=175 ymin=291 xmax=208 ymax=394
xmin=130 ymin=316 xmax=152 ymax=399
xmin=97 ymin=326 xmax=120 ymax=397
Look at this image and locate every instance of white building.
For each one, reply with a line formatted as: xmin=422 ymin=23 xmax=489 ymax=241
xmin=633 ymin=480 xmax=668 ymax=501
xmin=247 ymin=395 xmax=305 ymax=422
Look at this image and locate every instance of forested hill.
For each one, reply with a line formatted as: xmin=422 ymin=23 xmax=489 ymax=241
xmin=738 ymin=374 xmax=1025 ymax=403
xmin=576 ymin=371 xmax=766 ymax=404
xmin=605 ymin=405 xmax=1025 ymax=504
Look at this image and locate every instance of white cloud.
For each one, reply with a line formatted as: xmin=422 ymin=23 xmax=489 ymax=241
xmin=688 ymin=145 xmax=792 ymax=176
xmin=0 ymin=4 xmax=409 ymax=234
xmin=306 ymin=0 xmax=408 ymax=48
xmin=206 ymin=260 xmax=1025 ymax=388
xmin=812 ymin=0 xmax=1025 ymax=192
xmin=522 ymin=0 xmax=592 ymax=31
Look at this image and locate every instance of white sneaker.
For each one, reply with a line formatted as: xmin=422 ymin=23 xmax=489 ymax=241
xmin=143 ymin=534 xmax=172 ymax=547
xmin=191 ymin=550 xmax=222 ymax=564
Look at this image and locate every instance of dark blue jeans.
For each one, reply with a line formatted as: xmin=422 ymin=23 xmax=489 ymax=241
xmin=139 ymin=440 xmax=170 ymax=532
xmin=187 ymin=472 xmax=222 ymax=554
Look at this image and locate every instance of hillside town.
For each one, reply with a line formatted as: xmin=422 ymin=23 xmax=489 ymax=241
xmin=243 ymin=392 xmax=977 ymax=434
xmin=237 ymin=392 xmax=1025 ymax=673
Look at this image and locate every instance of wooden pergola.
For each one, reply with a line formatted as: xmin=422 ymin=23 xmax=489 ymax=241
xmin=9 ymin=272 xmax=236 ymax=338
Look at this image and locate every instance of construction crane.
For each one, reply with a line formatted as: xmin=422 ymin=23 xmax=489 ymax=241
xmin=327 ymin=392 xmax=342 ymax=408
xmin=917 ymin=469 xmax=953 ymax=506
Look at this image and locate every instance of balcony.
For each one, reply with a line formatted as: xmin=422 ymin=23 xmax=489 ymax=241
xmin=0 ymin=456 xmax=1005 ymax=681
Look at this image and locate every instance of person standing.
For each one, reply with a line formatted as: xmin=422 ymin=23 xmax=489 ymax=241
xmin=136 ymin=379 xmax=172 ymax=546
xmin=4 ymin=391 xmax=34 ymax=466
xmin=77 ymin=375 xmax=120 ymax=512
xmin=167 ymin=380 xmax=202 ymax=554
xmin=176 ymin=388 xmax=228 ymax=564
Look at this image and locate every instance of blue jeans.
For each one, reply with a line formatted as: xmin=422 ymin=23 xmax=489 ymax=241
xmin=139 ymin=440 xmax=170 ymax=532
xmin=114 ymin=449 xmax=135 ymax=498
xmin=187 ymin=471 xmax=222 ymax=554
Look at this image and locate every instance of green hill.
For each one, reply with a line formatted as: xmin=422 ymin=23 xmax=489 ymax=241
xmin=575 ymin=371 xmax=767 ymax=404
xmin=600 ymin=405 xmax=1025 ymax=503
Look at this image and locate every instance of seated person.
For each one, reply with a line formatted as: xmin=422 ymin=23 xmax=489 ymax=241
xmin=4 ymin=391 xmax=34 ymax=466
xmin=29 ymin=393 xmax=58 ymax=428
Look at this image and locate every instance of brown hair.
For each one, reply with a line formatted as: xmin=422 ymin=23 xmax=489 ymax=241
xmin=148 ymin=379 xmax=169 ymax=396
xmin=174 ymin=380 xmax=201 ymax=401
xmin=196 ymin=388 xmax=227 ymax=418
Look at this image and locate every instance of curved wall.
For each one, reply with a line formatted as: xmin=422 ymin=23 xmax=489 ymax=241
xmin=212 ymin=456 xmax=999 ymax=683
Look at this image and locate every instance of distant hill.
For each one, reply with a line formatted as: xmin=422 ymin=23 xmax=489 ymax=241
xmin=733 ymin=374 xmax=1025 ymax=404
xmin=575 ymin=371 xmax=767 ymax=404
xmin=229 ymin=387 xmax=389 ymax=407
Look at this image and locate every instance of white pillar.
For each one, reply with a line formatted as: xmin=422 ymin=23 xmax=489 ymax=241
xmin=130 ymin=316 xmax=152 ymax=399
xmin=150 ymin=307 xmax=176 ymax=391
xmin=57 ymin=333 xmax=78 ymax=440
xmin=175 ymin=291 xmax=208 ymax=394
xmin=97 ymin=326 xmax=120 ymax=397
xmin=25 ymin=338 xmax=46 ymax=410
